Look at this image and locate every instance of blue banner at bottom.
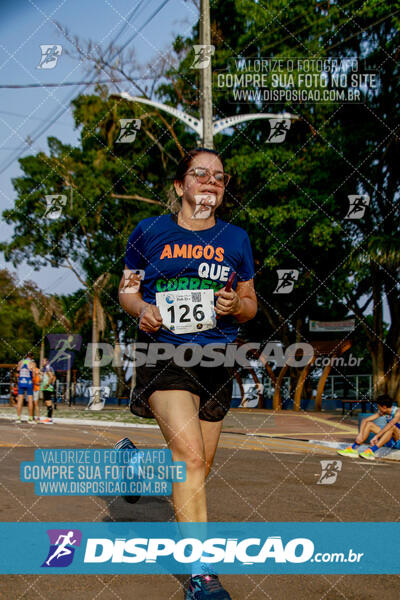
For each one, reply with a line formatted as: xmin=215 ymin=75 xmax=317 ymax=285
xmin=0 ymin=522 xmax=398 ymax=574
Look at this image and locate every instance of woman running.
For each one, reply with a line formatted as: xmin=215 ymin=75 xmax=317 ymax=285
xmin=119 ymin=147 xmax=257 ymax=600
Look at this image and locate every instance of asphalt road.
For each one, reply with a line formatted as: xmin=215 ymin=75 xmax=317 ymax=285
xmin=1 ymin=416 xmax=399 ymax=599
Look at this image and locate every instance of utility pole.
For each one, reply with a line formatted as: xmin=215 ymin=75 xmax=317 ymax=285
xmin=199 ymin=0 xmax=213 ymax=149
xmin=111 ymin=2 xmax=299 ymax=142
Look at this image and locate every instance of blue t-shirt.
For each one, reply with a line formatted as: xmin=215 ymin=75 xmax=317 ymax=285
xmin=19 ymin=359 xmax=33 ymax=385
xmin=125 ymin=214 xmax=255 ymax=345
xmin=385 ymin=405 xmax=400 ymax=428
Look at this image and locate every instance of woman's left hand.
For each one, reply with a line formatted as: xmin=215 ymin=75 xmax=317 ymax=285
xmin=215 ymin=288 xmax=241 ymax=317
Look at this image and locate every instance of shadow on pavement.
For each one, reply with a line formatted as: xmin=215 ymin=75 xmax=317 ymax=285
xmin=100 ymin=494 xmax=175 ymax=522
xmin=99 ymin=495 xmax=191 ymax=597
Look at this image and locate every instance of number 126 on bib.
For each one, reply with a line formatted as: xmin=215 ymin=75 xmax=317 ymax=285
xmin=155 ymin=289 xmax=216 ymax=334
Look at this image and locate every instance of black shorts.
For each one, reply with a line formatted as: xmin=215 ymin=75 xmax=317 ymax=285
xmin=130 ymin=340 xmax=235 ymax=422
xmin=43 ymin=390 xmax=54 ymax=402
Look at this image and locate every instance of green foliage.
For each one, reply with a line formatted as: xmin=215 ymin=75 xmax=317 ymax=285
xmin=1 ymin=0 xmax=398 ymax=395
xmin=0 ymin=270 xmax=41 ymax=363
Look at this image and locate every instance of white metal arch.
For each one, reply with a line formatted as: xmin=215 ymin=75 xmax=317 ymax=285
xmin=112 ymin=92 xmax=298 ymax=138
xmin=114 ymin=92 xmax=202 ymax=135
xmin=213 ymin=112 xmax=298 ymax=135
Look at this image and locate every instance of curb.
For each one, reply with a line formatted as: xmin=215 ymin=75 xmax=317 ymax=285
xmin=0 ymin=413 xmax=158 ymax=429
xmin=309 ymin=439 xmax=400 ymax=461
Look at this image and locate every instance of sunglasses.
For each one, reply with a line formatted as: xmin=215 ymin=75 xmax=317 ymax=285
xmin=184 ymin=167 xmax=231 ymax=187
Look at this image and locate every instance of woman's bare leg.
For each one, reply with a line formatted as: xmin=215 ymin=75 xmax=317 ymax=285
xmin=199 ymin=420 xmax=223 ymax=478
xmin=149 ymin=389 xmax=207 ymax=522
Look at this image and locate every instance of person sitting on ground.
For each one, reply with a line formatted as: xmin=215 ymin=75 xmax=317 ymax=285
xmin=337 ymin=394 xmax=400 ymax=461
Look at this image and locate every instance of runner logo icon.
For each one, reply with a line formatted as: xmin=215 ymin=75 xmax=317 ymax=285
xmin=266 ymin=119 xmax=291 ymax=143
xmin=44 ymin=194 xmax=67 ymax=220
xmin=317 ymin=460 xmax=342 ymax=485
xmin=46 ymin=334 xmax=82 ymax=370
xmin=116 ymin=119 xmax=142 ymax=143
xmin=345 ymin=194 xmax=370 ymax=219
xmin=191 ymin=45 xmax=215 ymax=69
xmin=42 ymin=529 xmax=82 ymax=567
xmin=37 ymin=45 xmax=62 ymax=69
xmin=273 ymin=269 xmax=299 ymax=294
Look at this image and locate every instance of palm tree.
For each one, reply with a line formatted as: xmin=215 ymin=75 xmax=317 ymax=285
xmin=60 ymin=274 xmax=110 ymax=408
xmin=29 ymin=293 xmax=69 ymax=367
xmin=89 ymin=272 xmax=111 ymax=408
xmin=346 ymin=233 xmax=400 ymax=401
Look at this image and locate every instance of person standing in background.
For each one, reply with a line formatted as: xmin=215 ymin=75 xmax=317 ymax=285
xmin=16 ymin=352 xmax=36 ymax=424
xmin=32 ymin=365 xmax=41 ymax=422
xmin=41 ymin=358 xmax=56 ymax=424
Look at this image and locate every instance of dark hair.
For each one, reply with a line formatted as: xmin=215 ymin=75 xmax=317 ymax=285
xmin=174 ymin=147 xmax=222 ymax=182
xmin=27 ymin=352 xmax=34 ymax=359
xmin=376 ymin=394 xmax=393 ymax=407
xmin=167 ymin=147 xmax=223 ymax=212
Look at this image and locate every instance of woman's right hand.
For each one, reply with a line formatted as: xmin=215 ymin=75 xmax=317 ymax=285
xmin=139 ymin=303 xmax=163 ymax=333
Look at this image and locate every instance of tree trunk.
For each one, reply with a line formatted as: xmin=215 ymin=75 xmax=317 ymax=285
xmin=387 ymin=369 xmax=400 ymax=403
xmin=371 ymin=347 xmax=386 ymax=396
xmin=66 ymin=355 xmax=71 ymax=405
xmin=108 ymin=314 xmax=127 ymax=399
xmin=71 ymin=369 xmax=76 ymax=405
xmin=39 ymin=328 xmax=46 ymax=401
xmin=40 ymin=329 xmax=45 ymax=368
xmin=370 ymin=266 xmax=386 ymax=397
xmin=91 ymin=294 xmax=101 ymax=406
xmin=384 ymin=271 xmax=400 ymax=403
xmin=113 ymin=341 xmax=127 ymax=399
xmin=130 ymin=341 xmax=137 ymax=396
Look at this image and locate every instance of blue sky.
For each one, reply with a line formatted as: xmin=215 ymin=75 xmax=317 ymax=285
xmin=0 ymin=1 xmax=390 ymax=325
xmin=0 ymin=0 xmax=197 ymax=294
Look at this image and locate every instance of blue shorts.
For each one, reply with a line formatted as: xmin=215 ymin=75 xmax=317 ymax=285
xmin=17 ymin=383 xmax=33 ymax=396
xmin=385 ymin=438 xmax=400 ymax=449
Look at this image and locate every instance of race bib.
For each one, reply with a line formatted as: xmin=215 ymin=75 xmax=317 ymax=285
xmin=156 ymin=289 xmax=216 ymax=335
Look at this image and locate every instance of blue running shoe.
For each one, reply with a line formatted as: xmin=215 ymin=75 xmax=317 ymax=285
xmin=114 ymin=437 xmax=141 ymax=504
xmin=186 ymin=574 xmax=232 ymax=599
